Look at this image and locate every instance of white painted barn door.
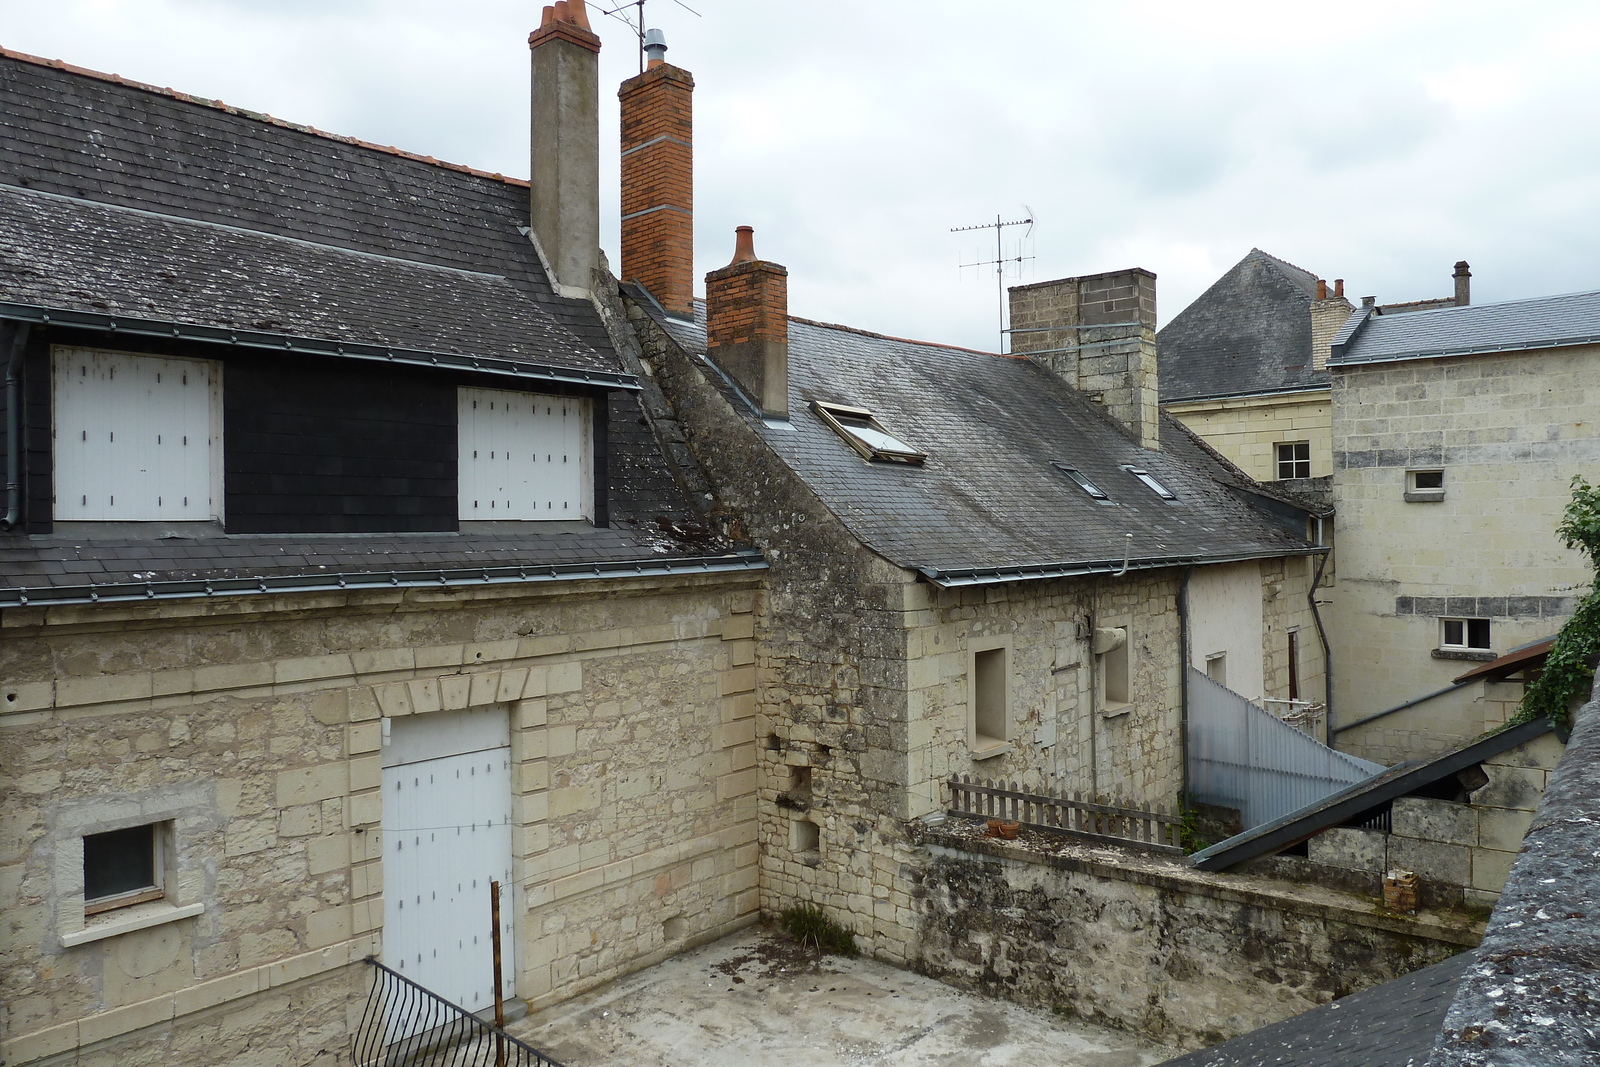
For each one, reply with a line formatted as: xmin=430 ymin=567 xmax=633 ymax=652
xmin=382 ymin=708 xmax=515 ymax=1016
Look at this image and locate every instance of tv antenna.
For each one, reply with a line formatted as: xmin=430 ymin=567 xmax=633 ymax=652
xmin=952 ymin=210 xmax=1034 ymax=353
xmin=597 ymin=0 xmax=703 ymax=73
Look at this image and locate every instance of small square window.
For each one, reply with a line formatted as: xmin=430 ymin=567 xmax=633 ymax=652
xmin=1440 ymin=617 xmax=1491 ymax=651
xmin=1123 ymin=466 xmax=1176 ymax=500
xmin=1054 ymin=463 xmax=1114 ymax=504
xmin=812 ymin=402 xmax=925 ymax=464
xmin=84 ymin=823 xmax=165 ymax=915
xmin=1406 ymin=469 xmax=1445 ymax=502
xmin=1276 ymin=441 xmax=1311 ymax=480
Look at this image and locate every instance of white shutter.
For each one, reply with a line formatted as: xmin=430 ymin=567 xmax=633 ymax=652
xmin=52 ymin=348 xmax=218 ymax=521
xmin=458 ymin=387 xmax=589 ymax=521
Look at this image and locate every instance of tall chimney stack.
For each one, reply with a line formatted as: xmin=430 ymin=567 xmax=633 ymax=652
xmin=1454 ymin=260 xmax=1471 ymax=306
xmin=1310 ymin=275 xmax=1354 ymax=373
xmin=529 ymin=2 xmax=602 ymax=299
xmin=705 ymin=227 xmax=789 ymax=417
xmin=619 ymin=29 xmax=695 ymax=318
xmin=1008 ymin=270 xmax=1160 ymax=450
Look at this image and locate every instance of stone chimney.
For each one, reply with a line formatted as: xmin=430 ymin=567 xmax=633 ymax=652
xmin=1310 ymin=277 xmax=1354 ymax=372
xmin=1454 ymin=260 xmax=1471 ymax=306
xmin=529 ymin=1 xmax=601 ymax=299
xmin=618 ymin=30 xmax=695 ymax=318
xmin=1008 ymin=269 xmax=1159 ymax=450
xmin=705 ymin=227 xmax=788 ymax=417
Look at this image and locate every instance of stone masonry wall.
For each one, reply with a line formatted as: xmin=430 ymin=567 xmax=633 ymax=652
xmin=1307 ymin=730 xmax=1564 ymax=910
xmin=910 ymin=826 xmax=1480 ymax=1051
xmin=0 ymin=572 xmax=761 ymax=1065
xmin=1163 ymin=391 xmax=1332 ymax=484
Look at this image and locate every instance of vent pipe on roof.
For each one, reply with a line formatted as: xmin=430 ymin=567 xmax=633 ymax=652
xmin=1454 ymin=260 xmax=1471 ymax=306
xmin=644 ymin=28 xmax=669 ymax=65
xmin=706 ymin=227 xmax=789 ymax=418
xmin=529 ymin=2 xmax=602 ymax=300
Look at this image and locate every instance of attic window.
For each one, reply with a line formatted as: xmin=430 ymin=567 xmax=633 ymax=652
xmin=1053 ymin=464 xmax=1114 ymax=504
xmin=1123 ymin=466 xmax=1176 ymax=500
xmin=812 ymin=402 xmax=925 ymax=464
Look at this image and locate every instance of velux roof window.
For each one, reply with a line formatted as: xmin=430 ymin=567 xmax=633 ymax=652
xmin=1054 ymin=463 xmax=1114 ymax=504
xmin=1123 ymin=466 xmax=1176 ymax=500
xmin=812 ymin=402 xmax=925 ymax=464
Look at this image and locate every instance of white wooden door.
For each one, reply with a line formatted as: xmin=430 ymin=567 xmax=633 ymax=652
xmin=383 ymin=718 xmax=515 ymax=1016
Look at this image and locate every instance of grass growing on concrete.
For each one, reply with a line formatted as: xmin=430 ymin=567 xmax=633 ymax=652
xmin=779 ymin=903 xmax=859 ymax=957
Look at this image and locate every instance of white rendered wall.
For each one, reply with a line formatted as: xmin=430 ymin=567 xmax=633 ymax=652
xmin=1187 ymin=561 xmax=1267 ymax=703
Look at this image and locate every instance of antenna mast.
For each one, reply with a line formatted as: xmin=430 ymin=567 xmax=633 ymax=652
xmin=952 ymin=213 xmax=1034 ymax=353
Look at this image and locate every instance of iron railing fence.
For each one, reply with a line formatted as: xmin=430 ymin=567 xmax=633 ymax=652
xmin=354 ymin=957 xmax=564 ymax=1067
xmin=945 ymin=775 xmax=1184 ymax=854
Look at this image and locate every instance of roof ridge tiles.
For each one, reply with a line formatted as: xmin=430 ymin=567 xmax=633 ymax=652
xmin=0 ymin=45 xmax=530 ymax=190
xmin=786 ymin=314 xmax=1004 ymax=358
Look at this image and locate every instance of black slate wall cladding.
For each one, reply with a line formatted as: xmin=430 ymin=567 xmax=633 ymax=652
xmin=224 ymin=354 xmax=457 ymax=533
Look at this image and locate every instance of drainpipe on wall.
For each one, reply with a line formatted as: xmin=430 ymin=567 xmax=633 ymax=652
xmin=2 ymin=322 xmax=30 ymax=531
xmin=1177 ymin=565 xmax=1194 ymax=803
xmin=1308 ymin=547 xmax=1333 ymax=746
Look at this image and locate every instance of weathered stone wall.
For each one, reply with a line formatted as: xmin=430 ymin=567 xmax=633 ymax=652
xmin=1307 ymin=730 xmax=1564 ymax=910
xmin=1327 ymin=343 xmax=1599 ymax=761
xmin=1163 ymin=390 xmax=1332 ymax=484
xmin=909 ymin=826 xmax=1480 ymax=1050
xmin=0 ymin=572 xmax=761 ymax=1064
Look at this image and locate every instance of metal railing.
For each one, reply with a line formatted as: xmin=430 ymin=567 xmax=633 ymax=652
xmin=945 ymin=775 xmax=1184 ymax=854
xmin=354 ymin=957 xmax=565 ymax=1067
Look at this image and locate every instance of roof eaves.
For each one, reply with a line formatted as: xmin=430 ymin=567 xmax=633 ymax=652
xmin=0 ymin=302 xmax=640 ymax=392
xmin=1161 ymin=383 xmax=1331 ymax=405
xmin=1189 ymin=716 xmax=1556 ymax=872
xmin=1329 ymin=330 xmax=1600 ymax=367
xmin=919 ymin=546 xmax=1322 ymax=589
xmin=0 ymin=552 xmax=768 ymax=609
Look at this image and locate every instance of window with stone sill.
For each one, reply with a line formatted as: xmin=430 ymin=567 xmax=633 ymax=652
xmin=969 ymin=643 xmax=1010 ymax=757
xmin=1406 ymin=468 xmax=1445 ymax=502
xmin=59 ymin=815 xmax=205 ymax=948
xmin=1435 ymin=617 xmax=1494 ymax=661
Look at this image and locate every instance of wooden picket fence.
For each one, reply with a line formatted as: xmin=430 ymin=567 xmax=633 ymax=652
xmin=945 ymin=775 xmax=1184 ymax=854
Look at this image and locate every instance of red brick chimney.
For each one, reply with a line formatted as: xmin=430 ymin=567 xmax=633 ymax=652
xmin=619 ymin=31 xmax=695 ymax=318
xmin=705 ymin=227 xmax=789 ymax=417
xmin=529 ymin=2 xmax=602 ymax=299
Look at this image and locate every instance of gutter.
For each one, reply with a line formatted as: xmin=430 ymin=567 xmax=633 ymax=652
xmin=918 ymin=546 xmax=1323 ymax=589
xmin=0 ymin=552 xmax=767 ymax=609
xmin=2 ymin=322 xmax=30 ymax=530
xmin=0 ymin=302 xmax=640 ymax=393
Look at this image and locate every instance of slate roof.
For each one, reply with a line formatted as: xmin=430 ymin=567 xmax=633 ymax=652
xmin=1158 ymin=249 xmax=1331 ymax=403
xmin=1329 ymin=289 xmax=1600 ymax=366
xmin=0 ymin=48 xmax=752 ymax=593
xmin=1159 ymin=950 xmax=1476 ymax=1067
xmin=655 ymin=303 xmax=1317 ymax=582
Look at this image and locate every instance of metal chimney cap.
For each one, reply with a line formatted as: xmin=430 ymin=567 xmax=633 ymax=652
xmin=644 ymin=27 xmax=668 ymax=62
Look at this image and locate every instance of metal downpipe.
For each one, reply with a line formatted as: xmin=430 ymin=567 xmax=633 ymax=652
xmin=1178 ymin=565 xmax=1195 ymax=802
xmin=1307 ymin=546 xmax=1333 ymax=745
xmin=2 ymin=323 xmax=29 ymax=531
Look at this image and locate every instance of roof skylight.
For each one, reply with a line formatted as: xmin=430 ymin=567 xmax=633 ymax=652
xmin=1054 ymin=463 xmax=1114 ymax=504
xmin=812 ymin=402 xmax=925 ymax=465
xmin=1124 ymin=466 xmax=1176 ymax=500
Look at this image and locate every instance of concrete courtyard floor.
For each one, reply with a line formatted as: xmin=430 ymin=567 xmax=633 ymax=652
xmin=511 ymin=925 xmax=1176 ymax=1067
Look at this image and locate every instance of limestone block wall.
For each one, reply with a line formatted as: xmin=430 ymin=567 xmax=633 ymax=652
xmin=1259 ymin=555 xmax=1327 ymax=715
xmin=910 ymin=826 xmax=1479 ymax=1050
xmin=0 ymin=572 xmax=761 ymax=1064
xmin=1163 ymin=390 xmax=1332 ymax=484
xmin=1307 ymin=731 xmax=1563 ymax=909
xmin=1327 ymin=344 xmax=1598 ymax=754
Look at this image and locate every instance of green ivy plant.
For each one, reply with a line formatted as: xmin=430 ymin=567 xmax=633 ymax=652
xmin=1516 ymin=476 xmax=1600 ymax=733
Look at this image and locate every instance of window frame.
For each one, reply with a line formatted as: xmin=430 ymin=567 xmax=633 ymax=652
xmin=1123 ymin=465 xmax=1176 ymax=501
xmin=83 ymin=822 xmax=166 ymax=916
xmin=1440 ymin=616 xmax=1491 ymax=652
xmin=457 ymin=386 xmax=594 ymax=522
xmin=1276 ymin=441 xmax=1311 ymax=480
xmin=1054 ymin=463 xmax=1115 ymax=505
xmin=810 ymin=401 xmax=926 ymax=465
xmin=1095 ymin=622 xmax=1132 ymax=715
xmin=968 ymin=638 xmax=1011 ymax=758
xmin=1406 ymin=468 xmax=1446 ymax=503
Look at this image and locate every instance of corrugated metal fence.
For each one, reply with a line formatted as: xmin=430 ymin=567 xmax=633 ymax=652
xmin=1187 ymin=668 xmax=1384 ymax=829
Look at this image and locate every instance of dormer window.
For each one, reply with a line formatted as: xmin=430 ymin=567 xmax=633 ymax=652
xmin=812 ymin=402 xmax=925 ymax=464
xmin=1054 ymin=463 xmax=1114 ymax=504
xmin=1123 ymin=466 xmax=1176 ymax=500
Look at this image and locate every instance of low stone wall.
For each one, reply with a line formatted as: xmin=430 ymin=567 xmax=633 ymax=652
xmin=1304 ymin=729 xmax=1561 ymax=910
xmin=908 ymin=822 xmax=1482 ymax=1050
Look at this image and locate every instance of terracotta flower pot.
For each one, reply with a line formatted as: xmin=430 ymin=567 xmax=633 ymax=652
xmin=989 ymin=819 xmax=1021 ymax=840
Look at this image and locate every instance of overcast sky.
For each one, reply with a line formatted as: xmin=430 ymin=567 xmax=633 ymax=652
xmin=5 ymin=0 xmax=1599 ymax=352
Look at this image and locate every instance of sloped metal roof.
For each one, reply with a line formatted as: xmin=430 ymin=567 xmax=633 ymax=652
xmin=1330 ymin=290 xmax=1600 ymax=366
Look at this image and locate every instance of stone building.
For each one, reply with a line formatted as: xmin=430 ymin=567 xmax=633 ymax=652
xmin=1324 ymin=290 xmax=1600 ymax=765
xmin=0 ymin=11 xmax=769 ymax=1065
